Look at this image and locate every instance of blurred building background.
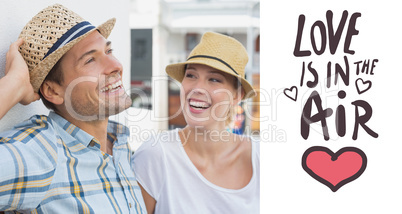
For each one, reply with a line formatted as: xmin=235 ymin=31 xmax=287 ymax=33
xmin=128 ymin=0 xmax=260 ymax=145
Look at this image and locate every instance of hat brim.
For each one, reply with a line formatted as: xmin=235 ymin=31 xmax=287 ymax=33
xmin=166 ymin=57 xmax=256 ymax=100
xmin=28 ymin=18 xmax=116 ymax=92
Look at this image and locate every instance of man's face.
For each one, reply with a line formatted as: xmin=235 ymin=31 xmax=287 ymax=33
xmin=58 ymin=31 xmax=132 ymax=120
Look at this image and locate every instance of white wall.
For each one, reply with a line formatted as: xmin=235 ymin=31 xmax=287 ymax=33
xmin=167 ymin=33 xmax=188 ymax=63
xmin=0 ymin=0 xmax=131 ymax=132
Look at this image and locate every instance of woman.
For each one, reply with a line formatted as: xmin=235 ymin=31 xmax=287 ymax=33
xmin=132 ymin=32 xmax=259 ymax=214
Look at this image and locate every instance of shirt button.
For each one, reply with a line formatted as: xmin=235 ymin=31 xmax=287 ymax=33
xmin=129 ymin=203 xmax=132 ymax=208
xmin=89 ymin=141 xmax=95 ymax=147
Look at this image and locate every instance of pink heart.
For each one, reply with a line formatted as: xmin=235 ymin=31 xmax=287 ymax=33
xmin=302 ymin=146 xmax=367 ymax=192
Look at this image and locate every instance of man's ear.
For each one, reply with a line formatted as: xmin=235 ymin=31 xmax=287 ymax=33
xmin=40 ymin=80 xmax=64 ymax=105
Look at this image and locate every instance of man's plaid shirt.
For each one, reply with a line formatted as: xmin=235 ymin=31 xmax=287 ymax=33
xmin=0 ymin=112 xmax=146 ymax=213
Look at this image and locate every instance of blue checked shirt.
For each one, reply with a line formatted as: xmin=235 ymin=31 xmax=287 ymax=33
xmin=0 ymin=112 xmax=146 ymax=213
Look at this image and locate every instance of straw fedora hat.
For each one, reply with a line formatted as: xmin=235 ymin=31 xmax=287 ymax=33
xmin=166 ymin=32 xmax=256 ymax=99
xmin=18 ymin=4 xmax=116 ymax=92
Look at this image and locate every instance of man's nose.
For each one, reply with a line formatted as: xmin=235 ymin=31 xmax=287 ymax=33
xmin=102 ymin=55 xmax=122 ymax=75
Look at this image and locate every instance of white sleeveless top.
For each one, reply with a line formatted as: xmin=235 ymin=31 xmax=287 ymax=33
xmin=131 ymin=129 xmax=260 ymax=214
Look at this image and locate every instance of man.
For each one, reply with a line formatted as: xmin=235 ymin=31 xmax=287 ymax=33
xmin=0 ymin=4 xmax=145 ymax=213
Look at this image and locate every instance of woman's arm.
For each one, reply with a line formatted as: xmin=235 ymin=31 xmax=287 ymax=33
xmin=139 ymin=183 xmax=156 ymax=214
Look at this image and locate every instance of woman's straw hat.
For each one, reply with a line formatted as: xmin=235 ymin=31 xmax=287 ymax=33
xmin=18 ymin=4 xmax=116 ymax=92
xmin=166 ymin=32 xmax=256 ymax=99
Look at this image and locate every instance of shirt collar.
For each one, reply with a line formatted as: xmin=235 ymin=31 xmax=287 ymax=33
xmin=48 ymin=111 xmax=130 ymax=148
xmin=107 ymin=120 xmax=130 ymax=147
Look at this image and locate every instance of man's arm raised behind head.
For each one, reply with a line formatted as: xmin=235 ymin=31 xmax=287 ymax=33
xmin=0 ymin=38 xmax=40 ymax=120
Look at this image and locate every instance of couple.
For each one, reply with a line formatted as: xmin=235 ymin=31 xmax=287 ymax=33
xmin=0 ymin=4 xmax=259 ymax=214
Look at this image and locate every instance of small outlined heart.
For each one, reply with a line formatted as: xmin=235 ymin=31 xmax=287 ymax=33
xmin=284 ymin=86 xmax=298 ymax=101
xmin=355 ymin=78 xmax=372 ymax=94
xmin=302 ymin=146 xmax=367 ymax=192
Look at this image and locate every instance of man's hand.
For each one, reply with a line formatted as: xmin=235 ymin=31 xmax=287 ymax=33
xmin=0 ymin=39 xmax=41 ymax=119
xmin=5 ymin=38 xmax=40 ymax=105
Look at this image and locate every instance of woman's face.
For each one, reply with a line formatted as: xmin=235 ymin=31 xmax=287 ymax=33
xmin=180 ymin=64 xmax=242 ymax=129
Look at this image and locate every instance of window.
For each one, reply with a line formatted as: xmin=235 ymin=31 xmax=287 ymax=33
xmin=130 ymin=29 xmax=153 ymax=110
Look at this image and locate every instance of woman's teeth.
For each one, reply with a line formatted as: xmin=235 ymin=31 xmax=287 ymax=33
xmin=189 ymin=100 xmax=210 ymax=109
